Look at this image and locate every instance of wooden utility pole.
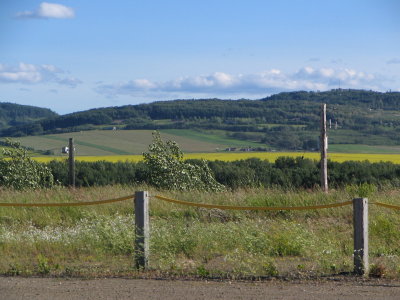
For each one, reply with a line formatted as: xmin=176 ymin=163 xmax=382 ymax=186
xmin=320 ymin=104 xmax=328 ymax=192
xmin=68 ymin=138 xmax=75 ymax=188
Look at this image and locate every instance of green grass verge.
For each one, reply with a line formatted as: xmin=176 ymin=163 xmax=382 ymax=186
xmin=1 ymin=186 xmax=400 ymax=278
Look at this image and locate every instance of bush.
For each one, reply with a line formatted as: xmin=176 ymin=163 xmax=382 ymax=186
xmin=143 ymin=131 xmax=224 ymax=191
xmin=0 ymin=139 xmax=54 ymax=190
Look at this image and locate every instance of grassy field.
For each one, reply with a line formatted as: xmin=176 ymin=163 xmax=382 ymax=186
xmin=1 ymin=185 xmax=400 ymax=278
xmin=9 ymin=129 xmax=260 ymax=156
xmin=8 ymin=129 xmax=400 ymax=157
xmin=329 ymin=144 xmax=400 ymax=154
xmin=161 ymin=129 xmax=262 ymax=148
xmin=31 ymin=152 xmax=400 ymax=164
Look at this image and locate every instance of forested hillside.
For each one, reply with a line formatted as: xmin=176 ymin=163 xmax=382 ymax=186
xmin=0 ymin=102 xmax=58 ymax=130
xmin=2 ymin=89 xmax=400 ymax=150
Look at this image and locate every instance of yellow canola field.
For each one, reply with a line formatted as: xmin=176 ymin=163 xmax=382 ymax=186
xmin=32 ymin=152 xmax=400 ymax=164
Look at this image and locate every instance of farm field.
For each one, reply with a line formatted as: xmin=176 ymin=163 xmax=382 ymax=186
xmin=7 ymin=129 xmax=400 ymax=157
xmin=1 ymin=185 xmax=400 ymax=279
xmin=10 ymin=129 xmax=259 ymax=156
xmin=31 ymin=152 xmax=400 ymax=164
xmin=328 ymin=143 xmax=400 ymax=154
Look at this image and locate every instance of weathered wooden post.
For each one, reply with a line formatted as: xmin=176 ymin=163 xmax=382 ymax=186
xmin=135 ymin=191 xmax=149 ymax=269
xmin=320 ymin=103 xmax=328 ymax=193
xmin=353 ymin=197 xmax=369 ymax=275
xmin=68 ymin=138 xmax=75 ymax=188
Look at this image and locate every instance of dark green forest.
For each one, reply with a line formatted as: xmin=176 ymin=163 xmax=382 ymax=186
xmin=0 ymin=102 xmax=57 ymax=129
xmin=2 ymin=89 xmax=400 ymax=150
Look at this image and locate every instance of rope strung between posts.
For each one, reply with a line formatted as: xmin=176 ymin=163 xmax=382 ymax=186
xmin=372 ymin=202 xmax=400 ymax=210
xmin=154 ymin=195 xmax=353 ymax=210
xmin=2 ymin=193 xmax=400 ymax=211
xmin=0 ymin=195 xmax=133 ymax=207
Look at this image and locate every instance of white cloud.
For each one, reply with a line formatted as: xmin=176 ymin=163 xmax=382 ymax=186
xmin=0 ymin=63 xmax=82 ymax=87
xmin=96 ymin=67 xmax=383 ymax=98
xmin=16 ymin=2 xmax=75 ymax=19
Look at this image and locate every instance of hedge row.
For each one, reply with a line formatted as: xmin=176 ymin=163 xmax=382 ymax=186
xmin=46 ymin=157 xmax=400 ymax=189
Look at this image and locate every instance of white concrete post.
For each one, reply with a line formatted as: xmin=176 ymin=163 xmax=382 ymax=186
xmin=353 ymin=197 xmax=369 ymax=275
xmin=135 ymin=191 xmax=149 ymax=270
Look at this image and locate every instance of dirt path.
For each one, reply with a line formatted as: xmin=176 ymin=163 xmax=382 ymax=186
xmin=1 ymin=277 xmax=400 ymax=300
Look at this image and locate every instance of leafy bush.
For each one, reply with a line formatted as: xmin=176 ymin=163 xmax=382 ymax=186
xmin=0 ymin=139 xmax=54 ymax=190
xmin=143 ymin=131 xmax=224 ymax=191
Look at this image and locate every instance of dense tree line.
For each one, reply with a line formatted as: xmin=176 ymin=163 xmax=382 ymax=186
xmin=45 ymin=158 xmax=400 ymax=190
xmin=1 ymin=89 xmax=398 ymax=133
xmin=266 ymin=89 xmax=400 ymax=110
xmin=0 ymin=102 xmax=57 ymax=129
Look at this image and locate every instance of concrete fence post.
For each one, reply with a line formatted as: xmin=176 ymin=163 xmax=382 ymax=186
xmin=134 ymin=191 xmax=149 ymax=270
xmin=353 ymin=197 xmax=369 ymax=275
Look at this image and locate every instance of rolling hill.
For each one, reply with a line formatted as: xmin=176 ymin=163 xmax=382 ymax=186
xmin=0 ymin=102 xmax=58 ymax=129
xmin=2 ymin=89 xmax=400 ymax=153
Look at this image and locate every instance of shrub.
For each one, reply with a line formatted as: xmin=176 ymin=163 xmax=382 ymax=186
xmin=0 ymin=139 xmax=54 ymax=190
xmin=143 ymin=131 xmax=224 ymax=191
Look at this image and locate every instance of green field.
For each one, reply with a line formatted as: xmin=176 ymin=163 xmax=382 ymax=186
xmin=4 ymin=129 xmax=400 ymax=158
xmin=328 ymin=144 xmax=400 ymax=154
xmin=9 ymin=129 xmax=262 ymax=156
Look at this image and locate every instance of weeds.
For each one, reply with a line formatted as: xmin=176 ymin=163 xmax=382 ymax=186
xmin=37 ymin=254 xmax=51 ymax=275
xmin=1 ymin=185 xmax=400 ymax=278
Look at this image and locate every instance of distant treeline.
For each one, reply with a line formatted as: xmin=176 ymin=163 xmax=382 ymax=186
xmin=0 ymin=102 xmax=57 ymax=129
xmin=46 ymin=157 xmax=400 ymax=189
xmin=2 ymin=89 xmax=400 ymax=135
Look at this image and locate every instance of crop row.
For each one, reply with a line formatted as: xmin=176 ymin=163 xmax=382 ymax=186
xmin=32 ymin=152 xmax=400 ymax=164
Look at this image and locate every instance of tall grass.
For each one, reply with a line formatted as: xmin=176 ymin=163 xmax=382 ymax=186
xmin=1 ymin=185 xmax=400 ymax=278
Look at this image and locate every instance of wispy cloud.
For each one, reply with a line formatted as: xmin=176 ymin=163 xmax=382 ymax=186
xmin=15 ymin=2 xmax=75 ymax=19
xmin=0 ymin=63 xmax=81 ymax=87
xmin=96 ymin=67 xmax=382 ymax=98
xmin=387 ymin=58 xmax=400 ymax=65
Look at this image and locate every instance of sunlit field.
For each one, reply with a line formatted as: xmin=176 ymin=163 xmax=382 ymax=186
xmin=32 ymin=152 xmax=400 ymax=164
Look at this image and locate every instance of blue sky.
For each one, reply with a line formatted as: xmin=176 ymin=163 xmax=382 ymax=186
xmin=1 ymin=1 xmax=399 ymax=114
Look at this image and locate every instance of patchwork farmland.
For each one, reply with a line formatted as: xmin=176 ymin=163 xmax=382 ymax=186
xmin=8 ymin=129 xmax=400 ymax=164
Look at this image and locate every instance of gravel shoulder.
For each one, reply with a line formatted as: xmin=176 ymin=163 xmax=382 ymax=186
xmin=1 ymin=277 xmax=400 ymax=300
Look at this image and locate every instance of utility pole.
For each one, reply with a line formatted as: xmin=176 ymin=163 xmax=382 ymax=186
xmin=69 ymin=138 xmax=75 ymax=188
xmin=320 ymin=104 xmax=328 ymax=193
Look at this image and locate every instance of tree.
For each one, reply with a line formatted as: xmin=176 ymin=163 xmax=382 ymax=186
xmin=143 ymin=131 xmax=224 ymax=191
xmin=0 ymin=139 xmax=54 ymax=190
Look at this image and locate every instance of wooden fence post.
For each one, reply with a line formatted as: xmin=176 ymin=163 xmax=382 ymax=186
xmin=134 ymin=191 xmax=149 ymax=270
xmin=68 ymin=138 xmax=75 ymax=188
xmin=353 ymin=197 xmax=369 ymax=275
xmin=320 ymin=103 xmax=328 ymax=193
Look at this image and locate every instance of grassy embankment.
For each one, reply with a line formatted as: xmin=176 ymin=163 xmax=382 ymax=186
xmin=1 ymin=185 xmax=400 ymax=278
